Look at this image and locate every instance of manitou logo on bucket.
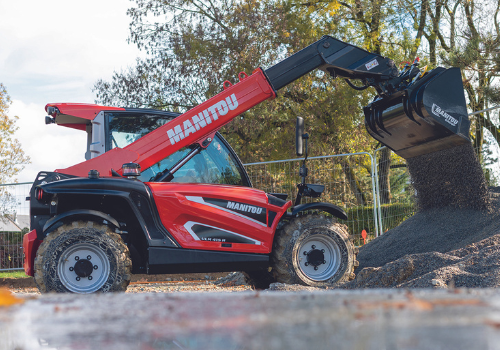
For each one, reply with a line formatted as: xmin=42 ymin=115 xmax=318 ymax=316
xmin=167 ymin=94 xmax=239 ymax=144
xmin=432 ymin=103 xmax=459 ymax=126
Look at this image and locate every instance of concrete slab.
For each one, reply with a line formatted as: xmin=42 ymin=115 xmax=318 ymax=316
xmin=2 ymin=288 xmax=500 ymax=350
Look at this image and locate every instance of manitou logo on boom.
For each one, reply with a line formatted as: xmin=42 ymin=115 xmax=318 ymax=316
xmin=167 ymin=94 xmax=239 ymax=144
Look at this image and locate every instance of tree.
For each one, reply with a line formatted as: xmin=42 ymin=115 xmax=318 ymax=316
xmin=0 ymin=84 xmax=30 ymax=215
xmin=94 ymin=0 xmax=379 ymax=165
xmin=98 ymin=0 xmax=500 ymax=205
xmin=399 ymin=0 xmax=500 ymax=163
xmin=0 ymin=84 xmax=30 ymax=183
xmin=440 ymin=0 xmax=500 ymax=162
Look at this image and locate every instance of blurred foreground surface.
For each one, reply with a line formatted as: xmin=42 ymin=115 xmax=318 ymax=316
xmin=2 ymin=288 xmax=500 ymax=350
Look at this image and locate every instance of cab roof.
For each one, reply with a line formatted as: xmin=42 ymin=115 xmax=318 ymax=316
xmin=44 ymin=103 xmax=180 ymax=131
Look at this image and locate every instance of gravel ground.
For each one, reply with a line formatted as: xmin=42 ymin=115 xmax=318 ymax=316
xmin=5 ymin=273 xmax=253 ymax=296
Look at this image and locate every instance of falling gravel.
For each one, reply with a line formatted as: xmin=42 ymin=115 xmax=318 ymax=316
xmin=407 ymin=143 xmax=491 ymax=211
xmin=351 ymin=143 xmax=500 ymax=288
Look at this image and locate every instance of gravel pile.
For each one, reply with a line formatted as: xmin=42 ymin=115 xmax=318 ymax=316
xmin=356 ymin=191 xmax=500 ymax=271
xmin=345 ymin=234 xmax=500 ymax=288
xmin=351 ymin=143 xmax=500 ymax=289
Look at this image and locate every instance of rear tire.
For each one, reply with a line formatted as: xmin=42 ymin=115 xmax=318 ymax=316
xmin=34 ymin=221 xmax=131 ymax=294
xmin=272 ymin=214 xmax=356 ymax=287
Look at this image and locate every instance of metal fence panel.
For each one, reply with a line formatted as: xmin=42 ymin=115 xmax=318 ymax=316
xmin=0 ymin=183 xmax=32 ymax=271
xmin=373 ymin=148 xmax=416 ymax=234
xmin=0 ymin=182 xmax=32 ymax=216
xmin=0 ymin=231 xmax=24 ymax=271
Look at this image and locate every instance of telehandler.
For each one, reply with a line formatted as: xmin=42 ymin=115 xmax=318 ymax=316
xmin=23 ymin=36 xmax=469 ymax=293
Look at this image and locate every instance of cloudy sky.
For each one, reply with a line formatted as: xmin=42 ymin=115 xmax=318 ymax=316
xmin=0 ymin=0 xmax=144 ymax=182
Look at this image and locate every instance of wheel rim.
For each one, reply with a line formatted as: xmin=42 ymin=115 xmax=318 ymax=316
xmin=296 ymin=234 xmax=342 ymax=282
xmin=57 ymin=243 xmax=110 ymax=293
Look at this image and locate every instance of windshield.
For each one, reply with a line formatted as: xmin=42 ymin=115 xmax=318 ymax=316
xmin=106 ymin=112 xmax=174 ymax=149
xmin=138 ymin=135 xmax=248 ymax=186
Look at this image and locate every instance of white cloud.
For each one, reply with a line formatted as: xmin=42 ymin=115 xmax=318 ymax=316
xmin=0 ymin=0 xmax=145 ymax=183
xmin=10 ymin=100 xmax=87 ymax=183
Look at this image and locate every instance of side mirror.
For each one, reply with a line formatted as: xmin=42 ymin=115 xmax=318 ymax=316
xmin=296 ymin=117 xmax=304 ymax=156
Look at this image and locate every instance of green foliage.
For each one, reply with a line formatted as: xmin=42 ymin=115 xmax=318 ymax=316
xmin=92 ymin=0 xmax=500 ymax=204
xmin=0 ymin=84 xmax=30 ymax=216
xmin=0 ymin=270 xmax=26 ymax=279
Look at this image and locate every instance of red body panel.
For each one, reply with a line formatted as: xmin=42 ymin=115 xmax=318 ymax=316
xmin=147 ymin=183 xmax=292 ymax=254
xmin=45 ymin=103 xmax=125 ymax=123
xmin=23 ymin=229 xmax=41 ymax=277
xmin=56 ymin=69 xmax=276 ymax=177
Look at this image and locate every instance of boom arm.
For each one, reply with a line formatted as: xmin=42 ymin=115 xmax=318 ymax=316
xmin=57 ymin=35 xmax=467 ymax=176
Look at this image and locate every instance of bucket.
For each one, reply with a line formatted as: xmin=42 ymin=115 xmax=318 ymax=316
xmin=364 ymin=67 xmax=470 ymax=159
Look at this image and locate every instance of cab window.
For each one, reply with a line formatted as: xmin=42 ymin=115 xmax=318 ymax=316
xmin=139 ymin=135 xmax=248 ymax=186
xmin=106 ymin=112 xmax=174 ymax=149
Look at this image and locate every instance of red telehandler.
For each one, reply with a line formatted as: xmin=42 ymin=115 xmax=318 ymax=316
xmin=23 ymin=36 xmax=470 ymax=293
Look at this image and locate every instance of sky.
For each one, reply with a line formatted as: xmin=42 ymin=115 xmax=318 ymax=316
xmin=0 ymin=0 xmax=144 ymax=183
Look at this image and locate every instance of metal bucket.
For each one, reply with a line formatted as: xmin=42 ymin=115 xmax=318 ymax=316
xmin=364 ymin=67 xmax=470 ymax=159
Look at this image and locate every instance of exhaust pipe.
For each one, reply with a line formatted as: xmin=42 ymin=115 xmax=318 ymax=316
xmin=364 ymin=67 xmax=470 ymax=159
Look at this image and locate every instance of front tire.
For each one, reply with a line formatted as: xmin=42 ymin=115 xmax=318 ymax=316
xmin=34 ymin=221 xmax=132 ymax=294
xmin=272 ymin=215 xmax=356 ymax=287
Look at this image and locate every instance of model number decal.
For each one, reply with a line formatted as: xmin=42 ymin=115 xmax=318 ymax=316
xmin=184 ymin=221 xmax=261 ymax=245
xmin=365 ymin=59 xmax=379 ymax=71
xmin=201 ymin=237 xmax=226 ymax=242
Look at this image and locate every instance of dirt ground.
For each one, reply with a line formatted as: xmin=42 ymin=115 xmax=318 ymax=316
xmin=2 ymin=272 xmax=248 ymax=295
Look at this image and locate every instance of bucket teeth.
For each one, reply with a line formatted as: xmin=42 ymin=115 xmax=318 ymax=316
xmin=402 ymin=93 xmax=420 ymax=125
xmin=365 ymin=108 xmax=384 ymax=138
xmin=375 ymin=108 xmax=391 ymax=135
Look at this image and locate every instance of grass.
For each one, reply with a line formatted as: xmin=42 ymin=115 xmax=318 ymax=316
xmin=0 ymin=270 xmax=28 ymax=279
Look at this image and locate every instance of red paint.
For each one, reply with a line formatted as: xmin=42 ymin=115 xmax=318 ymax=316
xmin=147 ymin=182 xmax=291 ymax=253
xmin=23 ymin=229 xmax=41 ymax=277
xmin=44 ymin=103 xmax=125 ymax=132
xmin=45 ymin=103 xmax=125 ymax=122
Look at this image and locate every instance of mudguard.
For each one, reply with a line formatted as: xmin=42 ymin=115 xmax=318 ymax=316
xmin=291 ymin=202 xmax=348 ymax=221
xmin=42 ymin=209 xmax=121 ymax=237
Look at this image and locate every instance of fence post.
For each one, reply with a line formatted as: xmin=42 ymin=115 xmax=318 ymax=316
xmin=367 ymin=153 xmax=379 ymax=238
xmin=373 ymin=147 xmax=385 ymax=236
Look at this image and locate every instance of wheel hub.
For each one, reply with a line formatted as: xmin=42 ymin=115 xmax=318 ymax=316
xmin=303 ymin=245 xmax=326 ymax=269
xmin=73 ymin=257 xmax=94 ymax=278
xmin=296 ymin=234 xmax=343 ymax=282
xmin=58 ymin=243 xmax=110 ymax=293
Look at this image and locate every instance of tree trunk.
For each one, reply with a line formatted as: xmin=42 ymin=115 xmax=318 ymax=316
xmin=341 ymin=159 xmax=367 ymax=206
